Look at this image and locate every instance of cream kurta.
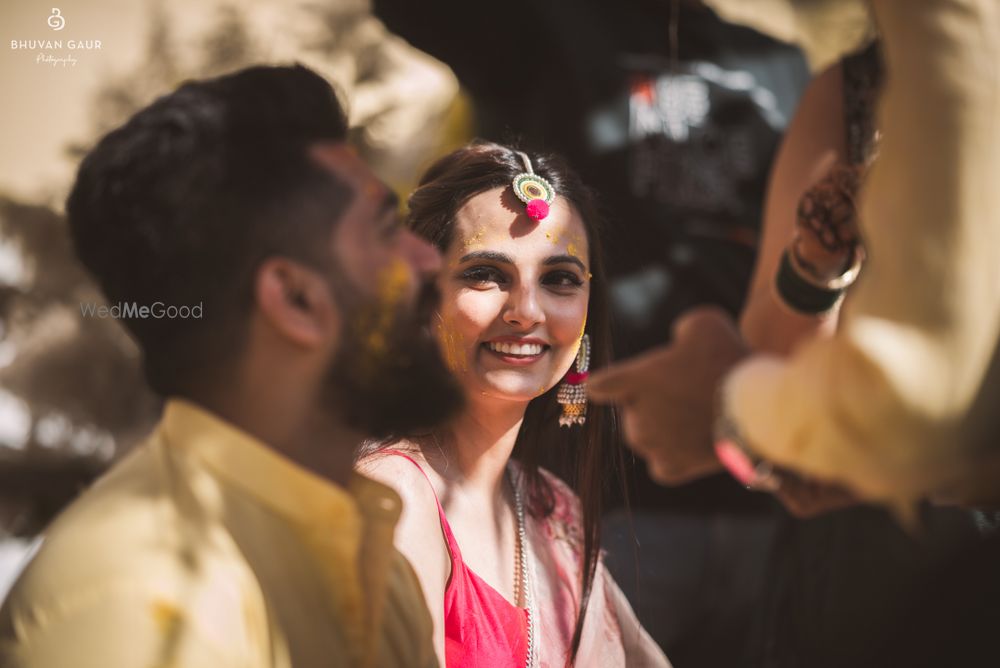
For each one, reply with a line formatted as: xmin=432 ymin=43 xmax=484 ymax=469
xmin=709 ymin=0 xmax=1000 ymax=504
xmin=0 ymin=400 xmax=437 ymax=668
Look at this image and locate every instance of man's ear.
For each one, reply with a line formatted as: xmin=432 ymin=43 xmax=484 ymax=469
xmin=255 ymin=258 xmax=339 ymax=348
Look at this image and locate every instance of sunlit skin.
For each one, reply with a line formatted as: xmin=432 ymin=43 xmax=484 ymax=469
xmin=438 ymin=186 xmax=591 ymax=405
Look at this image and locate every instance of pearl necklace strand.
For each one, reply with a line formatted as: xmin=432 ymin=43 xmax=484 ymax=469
xmin=508 ymin=464 xmax=536 ymax=668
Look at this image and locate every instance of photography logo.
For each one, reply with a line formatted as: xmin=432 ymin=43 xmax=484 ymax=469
xmin=48 ymin=8 xmax=66 ymax=31
xmin=9 ymin=7 xmax=102 ymax=67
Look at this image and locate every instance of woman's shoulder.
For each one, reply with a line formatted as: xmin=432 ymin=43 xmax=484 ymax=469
xmin=357 ymin=444 xmax=441 ymax=514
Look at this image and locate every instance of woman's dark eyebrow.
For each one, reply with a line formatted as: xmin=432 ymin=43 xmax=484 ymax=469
xmin=458 ymin=250 xmax=514 ymax=265
xmin=543 ymin=254 xmax=587 ymax=271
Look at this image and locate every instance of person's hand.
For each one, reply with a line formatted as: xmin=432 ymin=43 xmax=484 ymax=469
xmin=588 ymin=306 xmax=749 ymax=484
xmin=771 ymin=469 xmax=860 ymax=517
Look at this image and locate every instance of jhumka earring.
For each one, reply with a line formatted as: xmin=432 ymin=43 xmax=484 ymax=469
xmin=512 ymin=151 xmax=555 ymax=221
xmin=558 ymin=334 xmax=590 ymax=427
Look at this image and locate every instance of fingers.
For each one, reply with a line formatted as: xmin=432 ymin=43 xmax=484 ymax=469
xmin=671 ymin=305 xmax=734 ymax=342
xmin=775 ymin=474 xmax=859 ymax=518
xmin=646 ymin=456 xmax=724 ymax=486
xmin=588 ymin=348 xmax=663 ymax=403
xmin=591 ymin=307 xmax=740 ymax=403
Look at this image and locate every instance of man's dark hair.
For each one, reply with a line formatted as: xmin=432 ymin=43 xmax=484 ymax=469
xmin=67 ymin=65 xmax=351 ymax=395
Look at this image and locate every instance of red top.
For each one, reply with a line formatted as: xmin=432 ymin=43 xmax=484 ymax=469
xmin=385 ymin=451 xmax=529 ymax=668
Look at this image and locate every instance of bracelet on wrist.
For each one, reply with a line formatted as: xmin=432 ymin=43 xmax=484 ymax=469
xmin=774 ymin=243 xmax=863 ymax=316
xmin=713 ymin=389 xmax=781 ymax=492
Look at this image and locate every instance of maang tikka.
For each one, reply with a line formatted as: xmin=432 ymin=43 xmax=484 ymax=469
xmin=512 ymin=151 xmax=555 ymax=221
xmin=558 ymin=334 xmax=591 ymax=427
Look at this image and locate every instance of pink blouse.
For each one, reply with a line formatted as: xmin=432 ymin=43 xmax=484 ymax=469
xmin=386 ymin=451 xmax=671 ymax=668
xmin=387 ymin=450 xmax=529 ymax=667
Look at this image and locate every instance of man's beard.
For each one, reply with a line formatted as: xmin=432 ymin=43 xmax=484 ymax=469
xmin=323 ymin=276 xmax=465 ymax=439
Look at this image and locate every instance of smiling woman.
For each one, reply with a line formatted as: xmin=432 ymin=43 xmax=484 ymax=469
xmin=358 ymin=142 xmax=670 ymax=667
xmin=443 ymin=187 xmax=591 ymax=402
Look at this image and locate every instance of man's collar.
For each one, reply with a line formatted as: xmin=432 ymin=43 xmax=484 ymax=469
xmin=159 ymin=398 xmax=401 ymax=528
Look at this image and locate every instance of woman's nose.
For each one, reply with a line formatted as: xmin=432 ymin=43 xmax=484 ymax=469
xmin=502 ymin=283 xmax=544 ymax=329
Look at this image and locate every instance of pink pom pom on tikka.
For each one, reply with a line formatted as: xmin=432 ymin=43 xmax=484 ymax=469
xmin=513 ymin=151 xmax=555 ymax=221
xmin=526 ymin=199 xmax=550 ymax=221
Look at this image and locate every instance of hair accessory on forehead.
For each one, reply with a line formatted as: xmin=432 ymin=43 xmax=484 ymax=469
xmin=512 ymin=151 xmax=556 ymax=221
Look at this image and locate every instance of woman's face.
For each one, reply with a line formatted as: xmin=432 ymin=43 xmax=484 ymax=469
xmin=435 ymin=186 xmax=591 ymax=405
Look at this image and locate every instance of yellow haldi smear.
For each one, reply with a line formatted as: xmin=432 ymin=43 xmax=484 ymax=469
xmin=463 ymin=228 xmax=486 ymax=248
xmin=151 ymin=600 xmax=183 ymax=635
xmin=355 ymin=259 xmax=410 ymax=377
xmin=437 ymin=315 xmax=468 ymax=373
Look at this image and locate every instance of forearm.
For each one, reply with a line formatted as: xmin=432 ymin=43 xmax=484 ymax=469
xmin=740 ymin=63 xmax=846 ymax=356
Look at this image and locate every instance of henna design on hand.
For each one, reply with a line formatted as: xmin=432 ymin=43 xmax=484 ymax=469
xmin=796 ymin=163 xmax=863 ymax=255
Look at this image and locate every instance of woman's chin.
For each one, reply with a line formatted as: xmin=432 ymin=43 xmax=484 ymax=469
xmin=467 ymin=376 xmax=555 ymax=404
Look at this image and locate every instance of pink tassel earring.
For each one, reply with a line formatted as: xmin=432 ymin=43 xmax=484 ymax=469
xmin=558 ymin=334 xmax=590 ymax=427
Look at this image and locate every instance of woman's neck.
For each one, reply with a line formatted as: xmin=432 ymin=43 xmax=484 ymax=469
xmin=426 ymin=394 xmax=529 ymax=501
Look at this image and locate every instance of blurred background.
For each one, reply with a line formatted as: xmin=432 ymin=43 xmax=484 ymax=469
xmin=0 ymin=1 xmax=845 ymax=665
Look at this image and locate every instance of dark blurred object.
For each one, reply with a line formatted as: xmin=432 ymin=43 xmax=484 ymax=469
xmin=867 ymin=513 xmax=1000 ymax=668
xmin=759 ymin=504 xmax=984 ymax=667
xmin=603 ymin=508 xmax=780 ymax=666
xmin=0 ymin=455 xmax=105 ymax=537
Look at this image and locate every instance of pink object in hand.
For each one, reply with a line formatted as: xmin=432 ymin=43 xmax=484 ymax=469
xmin=526 ymin=199 xmax=549 ymax=220
xmin=715 ymin=439 xmax=758 ymax=486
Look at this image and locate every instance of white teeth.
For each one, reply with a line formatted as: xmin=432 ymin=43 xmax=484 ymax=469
xmin=487 ymin=342 xmax=544 ymax=356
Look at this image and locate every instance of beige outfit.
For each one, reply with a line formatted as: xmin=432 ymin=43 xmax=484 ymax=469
xmin=0 ymin=400 xmax=438 ymax=668
xmin=707 ymin=0 xmax=1000 ymax=504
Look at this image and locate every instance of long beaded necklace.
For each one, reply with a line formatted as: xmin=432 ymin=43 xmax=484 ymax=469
xmin=508 ymin=464 xmax=537 ymax=668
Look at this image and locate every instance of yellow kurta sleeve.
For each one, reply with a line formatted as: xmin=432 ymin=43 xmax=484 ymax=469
xmin=1 ymin=585 xmax=251 ymax=668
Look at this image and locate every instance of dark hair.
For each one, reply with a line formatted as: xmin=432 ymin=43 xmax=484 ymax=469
xmin=67 ymin=65 xmax=351 ymax=395
xmin=406 ymin=141 xmax=624 ymax=663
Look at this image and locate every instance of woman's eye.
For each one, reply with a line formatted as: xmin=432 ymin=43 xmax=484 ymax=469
xmin=543 ymin=271 xmax=584 ymax=288
xmin=460 ymin=266 xmax=506 ymax=285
